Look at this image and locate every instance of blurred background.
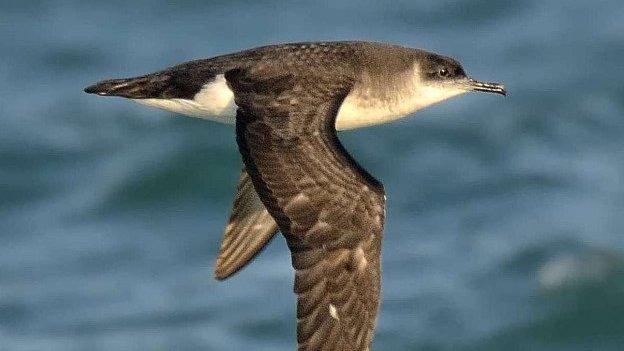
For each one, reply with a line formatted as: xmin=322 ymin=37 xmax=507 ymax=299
xmin=2 ymin=0 xmax=624 ymax=350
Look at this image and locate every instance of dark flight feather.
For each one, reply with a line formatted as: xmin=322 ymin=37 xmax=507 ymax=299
xmin=227 ymin=43 xmax=386 ymax=350
xmin=215 ymin=169 xmax=278 ymax=280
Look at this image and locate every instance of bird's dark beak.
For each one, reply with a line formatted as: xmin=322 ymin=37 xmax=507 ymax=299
xmin=468 ymin=79 xmax=506 ymax=96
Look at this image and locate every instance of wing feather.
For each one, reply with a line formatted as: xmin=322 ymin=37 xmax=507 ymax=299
xmin=214 ymin=169 xmax=278 ymax=280
xmin=228 ymin=54 xmax=385 ymax=351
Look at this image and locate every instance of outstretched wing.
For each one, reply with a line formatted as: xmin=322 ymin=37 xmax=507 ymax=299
xmin=228 ymin=62 xmax=386 ymax=351
xmin=214 ymin=168 xmax=278 ymax=280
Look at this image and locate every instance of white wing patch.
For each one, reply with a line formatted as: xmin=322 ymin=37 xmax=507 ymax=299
xmin=284 ymin=193 xmax=310 ymax=215
xmin=354 ymin=246 xmax=368 ymax=271
xmin=329 ymin=304 xmax=339 ymax=320
xmin=133 ymin=74 xmax=237 ymax=123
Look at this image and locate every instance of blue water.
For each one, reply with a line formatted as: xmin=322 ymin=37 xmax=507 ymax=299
xmin=2 ymin=1 xmax=624 ymax=350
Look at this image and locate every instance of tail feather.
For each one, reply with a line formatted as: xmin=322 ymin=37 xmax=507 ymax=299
xmin=84 ymin=58 xmax=221 ymax=100
xmin=84 ymin=74 xmax=171 ymax=99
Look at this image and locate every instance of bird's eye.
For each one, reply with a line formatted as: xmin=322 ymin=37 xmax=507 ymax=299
xmin=438 ymin=68 xmax=449 ymax=77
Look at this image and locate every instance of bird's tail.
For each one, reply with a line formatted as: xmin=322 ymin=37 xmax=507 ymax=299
xmin=84 ymin=74 xmax=171 ymax=99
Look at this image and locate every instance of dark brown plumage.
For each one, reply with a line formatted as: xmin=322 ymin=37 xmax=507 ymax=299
xmin=85 ymin=41 xmax=506 ymax=350
xmin=226 ymin=44 xmax=387 ymax=350
xmin=86 ymin=42 xmax=426 ymax=350
xmin=214 ymin=169 xmax=278 ymax=280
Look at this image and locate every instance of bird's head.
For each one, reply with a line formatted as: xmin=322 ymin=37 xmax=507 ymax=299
xmin=410 ymin=52 xmax=506 ymax=109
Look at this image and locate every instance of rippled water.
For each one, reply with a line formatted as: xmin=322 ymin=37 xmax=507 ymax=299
xmin=2 ymin=1 xmax=624 ymax=350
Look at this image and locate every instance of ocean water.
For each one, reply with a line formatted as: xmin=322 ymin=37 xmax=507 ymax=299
xmin=2 ymin=0 xmax=624 ymax=350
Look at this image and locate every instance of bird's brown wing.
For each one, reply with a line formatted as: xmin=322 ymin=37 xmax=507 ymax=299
xmin=227 ymin=63 xmax=386 ymax=351
xmin=214 ymin=169 xmax=278 ymax=280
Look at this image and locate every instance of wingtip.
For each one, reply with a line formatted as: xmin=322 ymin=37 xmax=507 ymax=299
xmin=214 ymin=258 xmax=229 ymax=281
xmin=214 ymin=257 xmax=245 ymax=281
xmin=213 ymin=265 xmax=233 ymax=281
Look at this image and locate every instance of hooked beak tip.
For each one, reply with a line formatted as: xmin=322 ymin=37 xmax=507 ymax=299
xmin=469 ymin=79 xmax=507 ymax=96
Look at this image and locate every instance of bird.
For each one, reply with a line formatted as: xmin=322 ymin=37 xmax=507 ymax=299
xmin=84 ymin=41 xmax=505 ymax=350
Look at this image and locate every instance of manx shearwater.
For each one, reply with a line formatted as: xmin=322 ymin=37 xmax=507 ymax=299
xmin=85 ymin=41 xmax=505 ymax=350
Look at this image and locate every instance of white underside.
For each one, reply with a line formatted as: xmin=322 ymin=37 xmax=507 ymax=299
xmin=133 ymin=74 xmax=467 ymax=130
xmin=133 ymin=74 xmax=237 ymax=123
xmin=335 ymin=85 xmax=466 ymax=130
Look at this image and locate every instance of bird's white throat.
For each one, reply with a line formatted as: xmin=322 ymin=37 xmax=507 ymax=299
xmin=334 ymin=64 xmax=468 ymax=129
xmin=132 ymin=72 xmax=468 ymax=130
xmin=335 ymin=84 xmax=467 ymax=130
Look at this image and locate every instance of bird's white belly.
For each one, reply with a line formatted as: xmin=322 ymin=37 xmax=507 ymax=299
xmin=131 ymin=74 xmax=395 ymax=130
xmin=132 ymin=74 xmax=465 ymax=130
